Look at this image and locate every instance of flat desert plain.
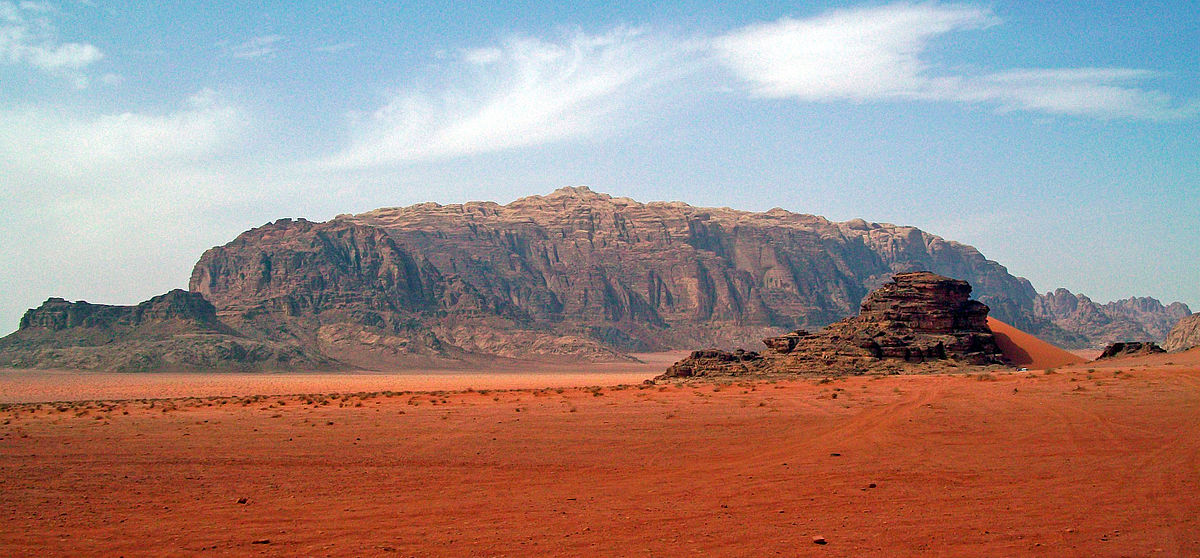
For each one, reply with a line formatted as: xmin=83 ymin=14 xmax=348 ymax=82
xmin=2 ymin=350 xmax=1199 ymax=556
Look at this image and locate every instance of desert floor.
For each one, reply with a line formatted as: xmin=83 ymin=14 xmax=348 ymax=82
xmin=2 ymin=350 xmax=1199 ymax=557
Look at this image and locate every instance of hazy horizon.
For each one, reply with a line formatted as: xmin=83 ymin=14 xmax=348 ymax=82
xmin=2 ymin=1 xmax=1197 ymax=332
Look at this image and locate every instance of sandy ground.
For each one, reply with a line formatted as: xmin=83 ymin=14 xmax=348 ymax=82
xmin=2 ymin=349 xmax=1199 ymax=557
xmin=0 ymin=353 xmax=686 ymax=405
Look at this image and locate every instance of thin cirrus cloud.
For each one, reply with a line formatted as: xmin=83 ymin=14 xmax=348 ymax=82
xmin=320 ymin=27 xmax=702 ymax=169
xmin=227 ymin=34 xmax=283 ymax=59
xmin=0 ymin=0 xmax=102 ymax=82
xmin=714 ymin=2 xmax=1198 ymax=120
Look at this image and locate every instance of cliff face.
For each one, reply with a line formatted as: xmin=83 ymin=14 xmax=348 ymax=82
xmin=189 ymin=187 xmax=1038 ymax=365
xmin=1034 ymin=289 xmax=1192 ymax=349
xmin=1164 ymin=315 xmax=1200 ymax=352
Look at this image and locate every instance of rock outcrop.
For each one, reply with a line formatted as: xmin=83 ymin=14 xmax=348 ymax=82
xmin=1034 ymin=289 xmax=1191 ymax=349
xmin=1096 ymin=342 xmax=1166 ymax=360
xmin=189 ymin=188 xmax=1041 ymax=367
xmin=663 ymin=349 xmax=763 ymax=378
xmin=660 ymin=272 xmax=1005 ymax=378
xmin=1164 ymin=314 xmax=1200 ymax=352
xmin=0 ymin=291 xmax=329 ymax=372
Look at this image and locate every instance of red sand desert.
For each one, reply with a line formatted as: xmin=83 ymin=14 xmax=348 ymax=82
xmin=3 ymin=338 xmax=1200 ymax=556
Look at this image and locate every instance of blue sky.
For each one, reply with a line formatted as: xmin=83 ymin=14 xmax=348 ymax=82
xmin=1 ymin=1 xmax=1197 ymax=333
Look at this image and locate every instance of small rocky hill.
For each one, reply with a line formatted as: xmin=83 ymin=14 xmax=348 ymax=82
xmin=0 ymin=290 xmax=328 ymax=372
xmin=661 ymin=272 xmax=1005 ymax=378
xmin=1096 ymin=342 xmax=1166 ymax=360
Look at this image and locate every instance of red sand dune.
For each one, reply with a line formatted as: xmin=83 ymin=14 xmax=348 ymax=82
xmin=988 ymin=316 xmax=1086 ymax=369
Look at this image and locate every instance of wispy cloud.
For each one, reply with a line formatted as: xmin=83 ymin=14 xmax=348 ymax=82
xmin=227 ymin=34 xmax=283 ymax=59
xmin=0 ymin=0 xmax=102 ymax=84
xmin=715 ymin=2 xmax=1197 ymax=120
xmin=321 ymin=27 xmax=701 ymax=169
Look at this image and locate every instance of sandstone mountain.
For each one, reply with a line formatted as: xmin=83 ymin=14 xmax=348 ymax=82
xmin=4 ymin=187 xmax=1190 ymax=370
xmin=661 ymin=272 xmax=1005 ymax=378
xmin=1164 ymin=314 xmax=1200 ymax=352
xmin=1033 ymin=289 xmax=1192 ymax=349
xmin=188 ymin=187 xmax=1041 ymax=368
xmin=0 ymin=290 xmax=328 ymax=371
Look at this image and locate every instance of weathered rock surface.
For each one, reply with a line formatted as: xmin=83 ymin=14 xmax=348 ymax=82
xmin=660 ymin=272 xmax=1005 ymax=378
xmin=1034 ymin=289 xmax=1191 ymax=349
xmin=1096 ymin=342 xmax=1166 ymax=360
xmin=189 ymin=187 xmax=1042 ymax=367
xmin=1164 ymin=314 xmax=1200 ymax=352
xmin=0 ymin=291 xmax=329 ymax=372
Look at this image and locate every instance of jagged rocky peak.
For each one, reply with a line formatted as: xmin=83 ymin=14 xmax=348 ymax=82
xmin=1033 ymin=287 xmax=1191 ymax=349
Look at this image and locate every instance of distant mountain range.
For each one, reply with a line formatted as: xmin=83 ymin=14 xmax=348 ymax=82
xmin=1 ymin=187 xmax=1190 ymax=370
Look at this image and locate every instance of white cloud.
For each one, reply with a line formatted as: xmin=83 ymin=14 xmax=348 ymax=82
xmin=0 ymin=0 xmax=102 ymax=79
xmin=0 ymin=89 xmax=247 ymax=182
xmin=322 ymin=27 xmax=701 ymax=169
xmin=715 ymin=2 xmax=1196 ymax=120
xmin=228 ymin=34 xmax=282 ymax=59
xmin=716 ymin=3 xmax=995 ymax=101
xmin=938 ymin=69 xmax=1199 ymax=120
xmin=462 ymin=46 xmax=502 ymax=65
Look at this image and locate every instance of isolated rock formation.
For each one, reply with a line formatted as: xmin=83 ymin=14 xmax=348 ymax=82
xmin=660 ymin=272 xmax=1004 ymax=378
xmin=189 ymin=187 xmax=1040 ymax=367
xmin=0 ymin=291 xmax=328 ymax=372
xmin=1034 ymin=289 xmax=1191 ymax=349
xmin=1164 ymin=314 xmax=1200 ymax=352
xmin=1096 ymin=342 xmax=1166 ymax=360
